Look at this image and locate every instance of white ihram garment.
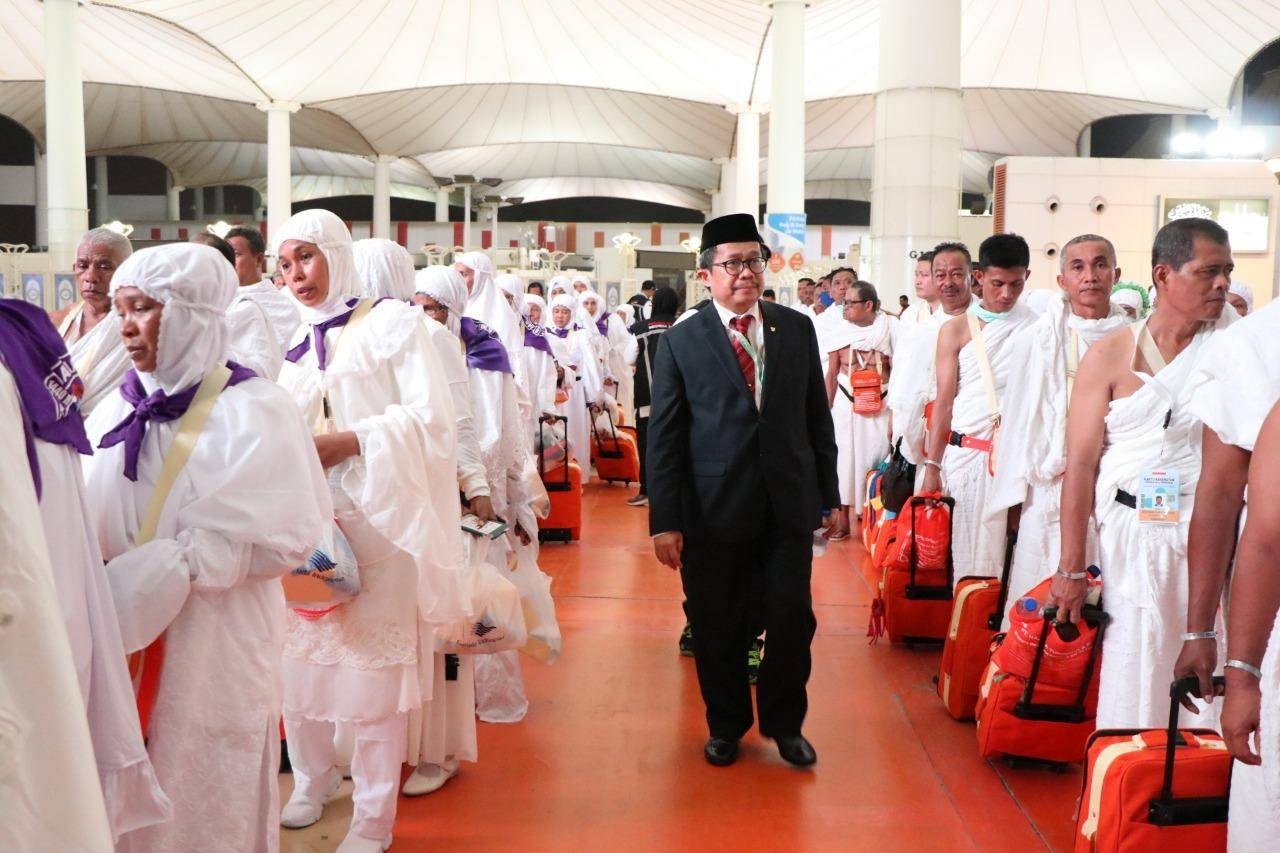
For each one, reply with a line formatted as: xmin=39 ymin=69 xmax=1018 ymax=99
xmin=0 ymin=366 xmax=115 ymax=853
xmin=1186 ymin=301 xmax=1280 ymax=852
xmin=984 ymin=295 xmax=1127 ymax=620
xmin=829 ymin=314 xmax=895 ymax=507
xmin=62 ymin=304 xmax=131 ymax=417
xmin=886 ymin=303 xmax=948 ymax=465
xmin=226 ymin=294 xmax=284 ymax=381
xmin=941 ymin=304 xmax=1035 ymax=583
xmin=549 ymin=326 xmax=603 ymax=470
xmin=1092 ymin=315 xmax=1233 ymax=730
xmin=84 ymin=377 xmax=328 ymax=853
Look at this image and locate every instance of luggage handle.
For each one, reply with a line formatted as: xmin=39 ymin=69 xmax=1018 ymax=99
xmin=596 ymin=403 xmax=624 ymax=459
xmin=987 ymin=528 xmax=1019 ymax=631
xmin=1148 ymin=676 xmax=1229 ymax=827
xmin=539 ymin=414 xmax=572 ymax=492
xmin=906 ymin=493 xmax=955 ymax=599
xmin=1014 ymin=604 xmax=1109 ymax=723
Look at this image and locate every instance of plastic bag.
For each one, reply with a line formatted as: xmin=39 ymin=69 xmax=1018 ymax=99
xmin=508 ymin=543 xmax=561 ymax=664
xmin=283 ymin=522 xmax=360 ymax=620
xmin=434 ymin=560 xmax=528 ymax=654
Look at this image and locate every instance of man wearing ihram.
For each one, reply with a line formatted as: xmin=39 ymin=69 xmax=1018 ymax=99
xmin=646 ymin=213 xmax=839 ymax=768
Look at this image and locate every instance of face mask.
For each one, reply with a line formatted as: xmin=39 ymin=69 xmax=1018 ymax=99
xmin=970 ymin=302 xmax=1011 ymax=324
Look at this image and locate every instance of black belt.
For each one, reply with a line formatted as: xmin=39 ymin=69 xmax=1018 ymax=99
xmin=1115 ymin=489 xmax=1136 ymax=509
xmin=837 ymin=384 xmax=888 ymax=404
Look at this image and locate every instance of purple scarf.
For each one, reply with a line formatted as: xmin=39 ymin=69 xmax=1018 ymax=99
xmin=459 ymin=317 xmax=512 ymax=374
xmin=549 ymin=323 xmax=580 ymax=339
xmin=595 ymin=315 xmax=609 ymax=335
xmin=0 ymin=299 xmax=93 ymax=499
xmin=285 ymin=297 xmax=387 ymax=371
xmin=99 ymin=361 xmax=256 ymax=481
xmin=523 ymin=323 xmax=555 ymax=357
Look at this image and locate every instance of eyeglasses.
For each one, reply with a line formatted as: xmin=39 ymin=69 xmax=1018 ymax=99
xmin=712 ymin=257 xmax=767 ymax=275
xmin=843 ymin=299 xmax=873 ymax=307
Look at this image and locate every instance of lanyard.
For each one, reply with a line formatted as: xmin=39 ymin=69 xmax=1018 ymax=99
xmin=729 ymin=327 xmax=765 ymax=390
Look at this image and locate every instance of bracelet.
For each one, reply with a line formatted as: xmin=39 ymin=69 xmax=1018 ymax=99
xmin=1055 ymin=570 xmax=1089 ymax=581
xmin=921 ymin=459 xmax=941 ymax=470
xmin=1225 ymin=659 xmax=1264 ymax=680
xmin=1182 ymin=631 xmax=1217 ymax=641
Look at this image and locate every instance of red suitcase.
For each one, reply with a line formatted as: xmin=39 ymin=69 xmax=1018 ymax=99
xmin=591 ymin=408 xmax=640 ymax=485
xmin=975 ymin=605 xmax=1108 ymax=767
xmin=538 ymin=416 xmax=582 ymax=542
xmin=1074 ymin=677 xmax=1229 ymax=853
xmin=938 ymin=530 xmax=1017 ymax=720
xmin=870 ymin=495 xmax=954 ymax=645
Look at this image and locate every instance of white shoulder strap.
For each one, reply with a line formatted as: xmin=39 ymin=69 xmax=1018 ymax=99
xmin=1066 ymin=329 xmax=1080 ymax=400
xmin=965 ymin=311 xmax=1000 ymax=419
xmin=1131 ymin=318 xmax=1169 ymax=376
xmin=136 ymin=363 xmax=234 ymax=545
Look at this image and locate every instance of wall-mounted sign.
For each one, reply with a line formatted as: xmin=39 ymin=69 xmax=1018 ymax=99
xmin=1161 ymin=197 xmax=1270 ymax=253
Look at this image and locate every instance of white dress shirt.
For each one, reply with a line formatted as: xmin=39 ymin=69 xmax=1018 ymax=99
xmin=712 ymin=299 xmax=765 ymax=408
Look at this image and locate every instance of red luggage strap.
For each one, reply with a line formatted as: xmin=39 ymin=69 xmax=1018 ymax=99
xmin=948 ymin=430 xmax=992 ymax=454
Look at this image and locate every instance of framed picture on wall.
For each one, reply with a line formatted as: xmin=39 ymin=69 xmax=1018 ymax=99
xmin=1160 ymin=196 xmax=1271 ymax=253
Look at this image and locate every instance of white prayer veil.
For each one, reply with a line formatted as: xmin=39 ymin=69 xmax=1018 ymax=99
xmin=414 ymin=265 xmax=468 ymax=336
xmin=549 ymin=293 xmax=577 ymax=328
xmin=570 ymin=273 xmax=593 ymax=292
xmin=616 ymin=304 xmax=636 ymax=327
xmin=1110 ymin=288 xmax=1145 ymax=320
xmin=353 ymin=238 xmax=415 ymax=302
xmin=1229 ymin=280 xmax=1255 ymax=314
xmin=458 ymin=251 xmax=521 ymax=364
xmin=109 ymin=243 xmax=237 ymax=393
xmin=547 ymin=275 xmax=572 ymax=301
xmin=523 ymin=293 xmax=547 ymax=323
xmin=495 ymin=272 xmax=526 ymax=317
xmin=271 ymin=209 xmax=362 ymax=323
xmin=576 ymin=289 xmax=607 ymax=337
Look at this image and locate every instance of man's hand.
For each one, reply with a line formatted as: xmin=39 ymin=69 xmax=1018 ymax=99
xmin=1048 ymin=574 xmax=1089 ymax=625
xmin=1173 ymin=639 xmax=1219 ymax=712
xmin=920 ymin=465 xmax=943 ymax=495
xmin=653 ymin=532 xmax=684 ymax=571
xmin=469 ymin=495 xmax=498 ymax=523
xmin=1221 ymin=677 xmax=1263 ymax=765
xmin=314 ymin=432 xmax=360 ymax=469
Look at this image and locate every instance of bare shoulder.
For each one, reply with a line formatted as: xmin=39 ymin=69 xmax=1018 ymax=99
xmin=48 ymin=304 xmax=73 ymax=328
xmin=1080 ymin=324 xmax=1133 ymax=371
xmin=937 ymin=313 xmax=969 ymax=353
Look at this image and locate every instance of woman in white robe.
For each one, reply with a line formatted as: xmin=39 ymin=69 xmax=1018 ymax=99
xmin=353 ymin=238 xmax=415 ymax=302
xmin=520 ymin=293 xmax=563 ymax=437
xmin=81 ymin=244 xmax=330 ymax=853
xmin=273 ymin=211 xmax=464 ymax=853
xmin=547 ymin=292 xmax=604 ymax=470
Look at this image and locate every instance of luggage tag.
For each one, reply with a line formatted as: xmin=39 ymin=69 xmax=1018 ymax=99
xmin=1137 ymin=469 xmax=1180 ymax=525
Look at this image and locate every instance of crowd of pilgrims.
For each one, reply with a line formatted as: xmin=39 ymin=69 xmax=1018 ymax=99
xmin=6 ymin=205 xmax=1280 ymax=851
xmin=1 ymin=208 xmax=665 ymax=853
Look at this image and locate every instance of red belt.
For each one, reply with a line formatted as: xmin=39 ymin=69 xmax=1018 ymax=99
xmin=948 ymin=430 xmax=992 ymax=453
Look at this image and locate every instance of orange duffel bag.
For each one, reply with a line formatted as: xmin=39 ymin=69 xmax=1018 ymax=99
xmin=1074 ymin=677 xmax=1230 ymax=853
xmin=975 ymin=604 xmax=1108 ymax=767
xmin=869 ymin=493 xmax=954 ymax=645
xmin=993 ymin=575 xmax=1104 ymax=690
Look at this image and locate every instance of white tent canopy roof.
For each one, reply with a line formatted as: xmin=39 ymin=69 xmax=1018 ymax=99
xmin=3 ymin=0 xmax=1278 ymax=209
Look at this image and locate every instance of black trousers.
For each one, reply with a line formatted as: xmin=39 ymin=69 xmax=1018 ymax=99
xmin=635 ymin=416 xmax=649 ymax=495
xmin=679 ymin=527 xmax=816 ymax=740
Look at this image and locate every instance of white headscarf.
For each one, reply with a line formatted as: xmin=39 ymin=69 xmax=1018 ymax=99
xmin=458 ymin=251 xmax=521 ymax=364
xmin=570 ymin=273 xmax=593 ymax=292
xmin=414 ymin=265 xmax=468 ymax=336
xmin=1229 ymin=280 xmax=1255 ymax=314
xmin=549 ymin=293 xmax=578 ymax=329
xmin=616 ymin=304 xmax=636 ymax=328
xmin=495 ymin=272 xmax=526 ymax=317
xmin=576 ymin=289 xmax=607 ymax=336
xmin=523 ymin=293 xmax=548 ymax=324
xmin=547 ymin=275 xmax=572 ymax=301
xmin=1110 ymin=287 xmax=1144 ymax=320
xmin=109 ymin=243 xmax=237 ymax=393
xmin=270 ymin=209 xmax=361 ymax=323
xmin=353 ymin=238 xmax=415 ymax=302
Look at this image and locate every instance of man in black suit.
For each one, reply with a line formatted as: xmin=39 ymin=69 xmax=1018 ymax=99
xmin=647 ymin=213 xmax=839 ymax=768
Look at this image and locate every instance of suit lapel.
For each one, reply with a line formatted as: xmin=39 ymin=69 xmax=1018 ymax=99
xmin=699 ymin=304 xmax=754 ymax=403
xmin=759 ymin=301 xmax=781 ymax=413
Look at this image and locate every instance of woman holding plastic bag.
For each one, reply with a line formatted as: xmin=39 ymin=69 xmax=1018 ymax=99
xmin=273 ymin=211 xmax=466 ymax=853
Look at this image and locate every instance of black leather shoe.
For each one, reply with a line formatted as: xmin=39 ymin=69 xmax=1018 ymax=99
xmin=775 ymin=734 xmax=817 ymax=767
xmin=703 ymin=737 xmax=740 ymax=767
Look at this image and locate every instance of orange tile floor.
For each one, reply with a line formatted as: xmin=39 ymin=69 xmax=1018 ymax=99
xmin=282 ymin=481 xmax=1081 ymax=852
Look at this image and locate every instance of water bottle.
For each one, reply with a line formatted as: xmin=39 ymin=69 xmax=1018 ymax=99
xmin=812 ymin=529 xmax=828 ymax=557
xmin=1016 ymin=596 xmax=1039 ymax=615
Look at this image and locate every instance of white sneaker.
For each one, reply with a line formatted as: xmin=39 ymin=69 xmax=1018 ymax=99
xmin=400 ymin=759 xmax=459 ymax=796
xmin=280 ymin=769 xmax=341 ymax=829
xmin=335 ymin=830 xmax=392 ymax=852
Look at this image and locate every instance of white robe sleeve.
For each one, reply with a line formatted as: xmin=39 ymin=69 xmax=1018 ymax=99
xmin=225 ymin=298 xmax=284 ymax=382
xmin=427 ymin=320 xmax=489 ymax=499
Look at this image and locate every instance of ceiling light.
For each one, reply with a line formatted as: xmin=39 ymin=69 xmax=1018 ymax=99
xmin=207 ymin=221 xmax=232 ymax=238
xmin=102 ymin=220 xmax=134 ymax=237
xmin=480 ymin=177 xmax=503 ymax=188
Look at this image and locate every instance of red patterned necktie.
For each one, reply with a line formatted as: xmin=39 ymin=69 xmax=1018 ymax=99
xmin=728 ymin=314 xmax=756 ymax=394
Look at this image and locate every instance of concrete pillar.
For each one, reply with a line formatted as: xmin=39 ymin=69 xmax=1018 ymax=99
xmin=728 ymin=106 xmax=761 ymax=220
xmin=193 ymin=186 xmax=205 ymax=220
xmin=869 ymin=0 xmax=962 ymax=298
xmin=257 ymin=100 xmax=300 ymax=243
xmin=715 ymin=158 xmax=736 ymax=223
xmin=1077 ymin=125 xmax=1092 ymax=158
xmin=165 ymin=172 xmax=182 ymax=220
xmin=212 ymin=185 xmax=225 ymax=215
xmin=766 ymin=0 xmax=806 ymax=218
xmin=462 ymin=184 xmax=473 ymax=248
xmin=34 ymin=145 xmax=47 ymax=248
xmin=709 ymin=190 xmax=723 ymax=220
xmin=489 ymin=204 xmax=501 ymax=246
xmin=43 ymin=0 xmax=89 ymax=267
xmin=435 ymin=189 xmax=449 ymax=223
xmin=372 ymin=155 xmax=394 ymax=239
xmin=93 ymin=155 xmax=108 ymax=225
